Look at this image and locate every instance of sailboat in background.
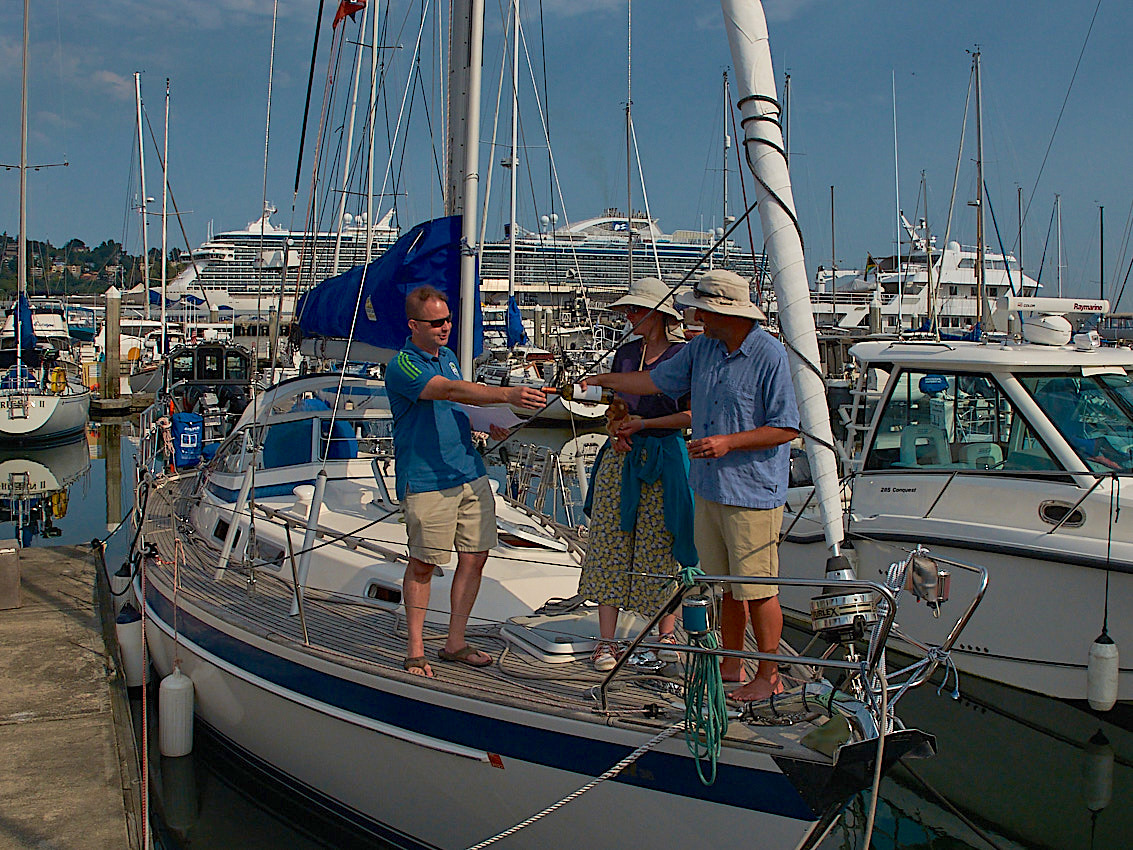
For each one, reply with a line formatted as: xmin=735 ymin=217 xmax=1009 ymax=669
xmin=0 ymin=0 xmax=90 ymax=444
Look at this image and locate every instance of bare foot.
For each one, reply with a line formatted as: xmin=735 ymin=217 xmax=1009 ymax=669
xmin=720 ymin=660 xmax=748 ymax=684
xmin=727 ymin=675 xmax=784 ymax=703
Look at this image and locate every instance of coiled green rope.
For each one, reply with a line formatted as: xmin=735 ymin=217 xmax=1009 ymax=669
xmin=678 ymin=564 xmax=728 ymax=785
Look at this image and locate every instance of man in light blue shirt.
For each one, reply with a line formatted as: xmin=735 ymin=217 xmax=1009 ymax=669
xmin=387 ymin=285 xmax=546 ymax=679
xmin=583 ymin=270 xmax=799 ymax=701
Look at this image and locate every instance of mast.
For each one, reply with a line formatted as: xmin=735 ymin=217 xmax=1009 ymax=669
xmin=1056 ymin=194 xmax=1063 ymax=297
xmin=625 ymin=1 xmax=634 ymax=287
xmin=782 ymin=71 xmax=790 ymax=165
xmin=333 ymin=1 xmax=369 ymax=275
xmin=135 ymin=72 xmax=151 ymax=321
xmin=721 ymin=0 xmax=842 ymax=557
xmin=830 ymin=185 xmax=836 ymax=322
xmin=17 ymin=0 xmax=29 ymax=366
xmin=722 ymin=71 xmax=730 ymax=266
xmin=892 ymin=70 xmax=902 ymax=332
xmin=1099 ymin=205 xmax=1105 ymax=302
xmin=974 ymin=48 xmax=986 ymax=328
xmin=507 ymin=0 xmax=520 ymax=303
xmin=446 ymin=0 xmax=485 ymax=377
xmin=161 ymin=78 xmax=169 ymax=357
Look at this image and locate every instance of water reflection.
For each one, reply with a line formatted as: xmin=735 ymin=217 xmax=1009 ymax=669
xmin=0 ymin=435 xmax=91 ymax=545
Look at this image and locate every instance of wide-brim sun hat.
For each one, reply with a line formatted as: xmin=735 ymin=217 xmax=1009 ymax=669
xmin=609 ymin=277 xmax=682 ymax=321
xmin=675 ymin=269 xmax=766 ymax=321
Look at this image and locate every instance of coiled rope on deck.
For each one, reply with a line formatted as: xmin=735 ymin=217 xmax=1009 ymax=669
xmin=678 ymin=563 xmax=728 ymax=786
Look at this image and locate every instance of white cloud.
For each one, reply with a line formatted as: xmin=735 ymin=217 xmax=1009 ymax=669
xmin=90 ymin=70 xmax=136 ymax=102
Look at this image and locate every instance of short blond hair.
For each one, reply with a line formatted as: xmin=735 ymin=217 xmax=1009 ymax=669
xmin=405 ymin=285 xmax=449 ymax=319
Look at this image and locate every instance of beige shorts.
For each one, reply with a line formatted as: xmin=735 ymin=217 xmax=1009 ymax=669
xmin=693 ymin=496 xmax=783 ymax=601
xmin=403 ymin=476 xmax=498 ymax=566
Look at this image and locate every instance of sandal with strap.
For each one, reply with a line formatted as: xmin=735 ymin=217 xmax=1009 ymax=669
xmin=657 ymin=631 xmax=680 ymax=663
xmin=591 ymin=640 xmax=620 ymax=672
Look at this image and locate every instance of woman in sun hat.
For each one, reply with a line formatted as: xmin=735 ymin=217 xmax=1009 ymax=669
xmin=576 ymin=277 xmax=698 ymax=671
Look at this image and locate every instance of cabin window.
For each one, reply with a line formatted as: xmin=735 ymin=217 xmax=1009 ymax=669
xmin=200 ymin=352 xmax=223 ymax=380
xmin=864 ymin=369 xmax=1060 ymax=473
xmin=171 ymin=354 xmax=194 ymax=381
xmin=225 ymin=353 xmax=249 ymax=382
xmin=1020 ymin=374 xmax=1133 ymax=474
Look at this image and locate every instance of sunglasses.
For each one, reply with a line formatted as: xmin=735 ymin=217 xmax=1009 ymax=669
xmin=412 ymin=314 xmax=452 ymax=327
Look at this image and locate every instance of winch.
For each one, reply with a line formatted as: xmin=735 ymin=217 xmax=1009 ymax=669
xmin=810 ymin=554 xmax=879 ymax=642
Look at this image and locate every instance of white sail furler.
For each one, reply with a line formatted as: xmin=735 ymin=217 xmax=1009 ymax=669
xmin=720 ymin=0 xmax=843 ymax=553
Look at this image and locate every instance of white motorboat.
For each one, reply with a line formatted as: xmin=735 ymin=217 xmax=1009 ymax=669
xmin=780 ymin=298 xmax=1132 ymax=703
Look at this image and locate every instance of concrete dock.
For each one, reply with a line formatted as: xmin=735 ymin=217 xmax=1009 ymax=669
xmin=0 ymin=544 xmax=143 ymax=849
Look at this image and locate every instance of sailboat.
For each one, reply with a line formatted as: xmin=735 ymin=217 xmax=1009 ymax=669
xmin=0 ymin=0 xmax=91 ymax=444
xmin=133 ymin=3 xmax=984 ymax=846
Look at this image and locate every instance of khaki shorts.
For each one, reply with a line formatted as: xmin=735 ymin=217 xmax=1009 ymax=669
xmin=403 ymin=476 xmax=498 ymax=566
xmin=693 ymin=496 xmax=783 ymax=601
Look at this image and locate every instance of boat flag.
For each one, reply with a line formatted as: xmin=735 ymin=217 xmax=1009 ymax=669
xmin=333 ymin=0 xmax=366 ymax=28
xmin=864 ymin=254 xmax=879 ymax=280
xmin=506 ymin=295 xmax=528 ymax=348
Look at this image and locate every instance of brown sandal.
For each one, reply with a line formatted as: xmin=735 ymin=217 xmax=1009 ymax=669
xmin=403 ymin=656 xmax=434 ymax=677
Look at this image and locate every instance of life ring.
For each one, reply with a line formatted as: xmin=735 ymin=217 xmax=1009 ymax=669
xmin=48 ymin=367 xmax=67 ymax=394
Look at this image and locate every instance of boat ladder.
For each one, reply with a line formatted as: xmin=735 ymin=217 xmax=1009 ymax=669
xmin=8 ymin=394 xmax=29 ymax=419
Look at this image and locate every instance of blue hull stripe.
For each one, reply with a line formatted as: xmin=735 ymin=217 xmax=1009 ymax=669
xmin=145 ymin=585 xmax=817 ymax=821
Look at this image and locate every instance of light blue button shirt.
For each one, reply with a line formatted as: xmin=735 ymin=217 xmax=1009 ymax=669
xmin=650 ymin=325 xmax=800 ymax=509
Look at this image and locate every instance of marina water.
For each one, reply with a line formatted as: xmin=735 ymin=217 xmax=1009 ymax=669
xmin=22 ymin=422 xmax=1130 ymax=849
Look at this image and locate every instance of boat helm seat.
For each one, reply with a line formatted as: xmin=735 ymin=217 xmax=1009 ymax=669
xmin=959 ymin=441 xmax=1003 ymax=469
xmin=899 ymin=423 xmax=952 ymax=467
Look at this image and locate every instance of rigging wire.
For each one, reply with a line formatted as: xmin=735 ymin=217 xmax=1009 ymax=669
xmin=1017 ymin=0 xmax=1102 ymax=235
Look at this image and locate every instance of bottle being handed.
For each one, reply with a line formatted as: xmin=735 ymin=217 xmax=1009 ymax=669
xmin=558 ymin=383 xmax=614 ymax=404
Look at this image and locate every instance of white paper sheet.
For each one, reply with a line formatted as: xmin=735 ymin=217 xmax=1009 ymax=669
xmin=459 ymin=403 xmax=525 ymax=433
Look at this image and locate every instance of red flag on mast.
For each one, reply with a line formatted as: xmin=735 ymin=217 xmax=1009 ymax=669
xmin=333 ymin=0 xmax=366 ymax=29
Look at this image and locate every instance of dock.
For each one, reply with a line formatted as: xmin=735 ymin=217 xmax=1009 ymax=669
xmin=0 ymin=544 xmax=144 ymax=849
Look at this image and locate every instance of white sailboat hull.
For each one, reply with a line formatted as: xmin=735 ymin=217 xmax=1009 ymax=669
xmin=140 ymin=580 xmax=824 ymax=850
xmin=0 ymin=390 xmax=90 ymax=443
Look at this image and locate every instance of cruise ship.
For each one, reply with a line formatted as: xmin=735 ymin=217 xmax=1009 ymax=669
xmin=478 ymin=208 xmax=765 ymax=308
xmin=163 ymin=205 xmax=765 ymax=319
xmin=161 ymin=204 xmax=399 ymax=318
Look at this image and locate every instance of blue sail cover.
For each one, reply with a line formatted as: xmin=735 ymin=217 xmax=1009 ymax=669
xmin=14 ymin=292 xmax=37 ymax=352
xmin=506 ymin=294 xmax=528 ymax=347
xmin=297 ymin=215 xmax=482 ymax=359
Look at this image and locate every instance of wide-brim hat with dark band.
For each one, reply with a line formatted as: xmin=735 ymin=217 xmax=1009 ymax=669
xmin=675 ymin=269 xmax=766 ymax=321
xmin=609 ymin=277 xmax=683 ymax=321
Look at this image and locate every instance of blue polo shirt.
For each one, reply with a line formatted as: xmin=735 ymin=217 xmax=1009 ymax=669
xmin=651 ymin=325 xmax=800 ymax=509
xmin=385 ymin=338 xmax=486 ymax=500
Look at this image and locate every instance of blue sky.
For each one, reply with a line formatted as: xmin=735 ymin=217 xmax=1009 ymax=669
xmin=2 ymin=1 xmax=1130 ymax=303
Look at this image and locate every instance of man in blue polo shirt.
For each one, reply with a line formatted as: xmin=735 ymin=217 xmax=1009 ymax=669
xmin=387 ymin=285 xmax=546 ymax=678
xmin=583 ymin=270 xmax=799 ymax=702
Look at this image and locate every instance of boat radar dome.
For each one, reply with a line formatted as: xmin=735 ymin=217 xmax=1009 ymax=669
xmin=993 ymin=295 xmax=1110 ymax=346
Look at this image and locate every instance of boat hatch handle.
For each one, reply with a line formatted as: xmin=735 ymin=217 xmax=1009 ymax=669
xmin=215 ymin=433 xmax=257 ymax=580
xmin=291 ymin=469 xmax=327 ymax=617
xmin=371 ymin=458 xmax=398 ymax=507
xmin=1045 ymin=475 xmax=1103 ymax=535
xmin=1081 ymin=366 xmax=1124 ymax=376
xmin=1039 ymin=500 xmax=1085 ymax=528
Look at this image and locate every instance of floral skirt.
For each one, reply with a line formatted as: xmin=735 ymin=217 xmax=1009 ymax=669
xmin=576 ymin=446 xmax=679 ymax=616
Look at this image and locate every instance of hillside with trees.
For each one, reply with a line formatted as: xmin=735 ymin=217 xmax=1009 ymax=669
xmin=0 ymin=231 xmax=187 ymax=296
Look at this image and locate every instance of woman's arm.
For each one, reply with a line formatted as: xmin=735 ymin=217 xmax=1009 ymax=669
xmin=616 ymin=410 xmax=692 ymax=439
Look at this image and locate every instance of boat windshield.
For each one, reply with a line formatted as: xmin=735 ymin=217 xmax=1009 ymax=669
xmin=1021 ymin=373 xmax=1133 ymax=474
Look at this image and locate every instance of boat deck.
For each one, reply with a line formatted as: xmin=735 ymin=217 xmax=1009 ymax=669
xmin=138 ymin=474 xmax=826 ymax=753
